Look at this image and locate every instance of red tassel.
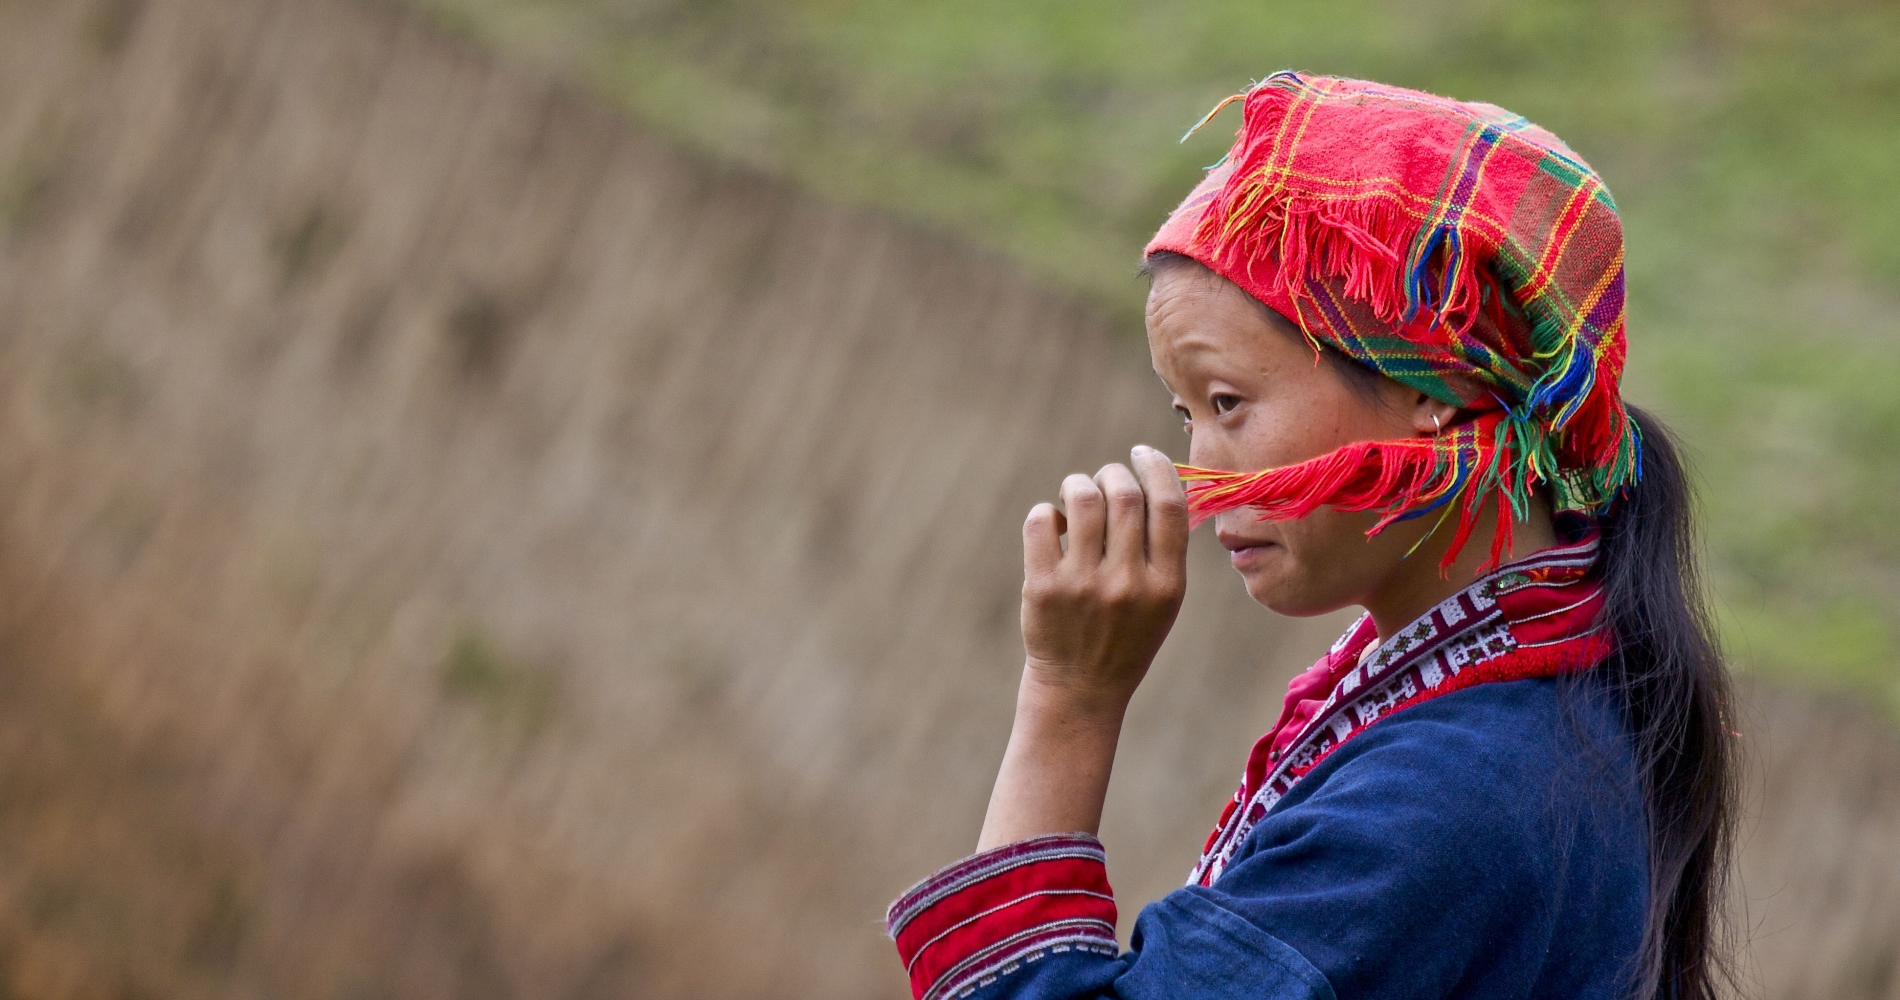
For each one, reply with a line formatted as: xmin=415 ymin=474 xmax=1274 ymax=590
xmin=1176 ymin=413 xmax=1512 ymax=572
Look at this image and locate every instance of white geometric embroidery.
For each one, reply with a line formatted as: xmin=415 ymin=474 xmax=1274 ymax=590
xmin=1444 ymin=622 xmax=1514 ymax=670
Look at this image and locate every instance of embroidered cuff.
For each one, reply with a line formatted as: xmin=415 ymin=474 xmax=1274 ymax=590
xmin=886 ymin=834 xmax=1119 ymax=1000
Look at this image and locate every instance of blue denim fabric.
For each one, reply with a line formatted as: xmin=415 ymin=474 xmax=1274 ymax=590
xmin=960 ymin=677 xmax=1648 ymax=1000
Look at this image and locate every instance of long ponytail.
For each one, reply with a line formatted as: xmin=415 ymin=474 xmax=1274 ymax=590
xmin=1596 ymin=405 xmax=1739 ymax=1000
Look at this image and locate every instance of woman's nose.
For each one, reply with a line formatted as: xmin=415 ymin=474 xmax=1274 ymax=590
xmin=1187 ymin=430 xmax=1233 ymax=471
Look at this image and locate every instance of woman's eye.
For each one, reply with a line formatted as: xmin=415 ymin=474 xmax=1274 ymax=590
xmin=1173 ymin=406 xmax=1193 ymax=433
xmin=1212 ymin=394 xmax=1240 ymax=415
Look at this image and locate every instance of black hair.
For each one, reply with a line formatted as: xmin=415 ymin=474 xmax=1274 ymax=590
xmin=1142 ymin=251 xmax=1738 ymax=1000
xmin=1595 ymin=406 xmax=1738 ymax=1000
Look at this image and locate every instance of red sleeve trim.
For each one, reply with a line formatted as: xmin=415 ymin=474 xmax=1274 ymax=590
xmin=887 ymin=834 xmax=1119 ymax=1000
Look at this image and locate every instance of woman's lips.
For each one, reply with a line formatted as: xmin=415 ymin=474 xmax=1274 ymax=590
xmin=1217 ymin=530 xmax=1277 ymax=570
xmin=1226 ymin=542 xmax=1277 ymax=570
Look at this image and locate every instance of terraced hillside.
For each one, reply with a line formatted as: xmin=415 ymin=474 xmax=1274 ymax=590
xmin=0 ymin=0 xmax=1894 ymax=997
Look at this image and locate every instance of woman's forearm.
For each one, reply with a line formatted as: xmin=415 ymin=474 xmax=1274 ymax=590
xmin=976 ymin=669 xmax=1131 ymax=851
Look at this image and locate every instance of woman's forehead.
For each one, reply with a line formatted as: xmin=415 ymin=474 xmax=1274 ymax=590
xmin=1148 ymin=272 xmax=1303 ymax=367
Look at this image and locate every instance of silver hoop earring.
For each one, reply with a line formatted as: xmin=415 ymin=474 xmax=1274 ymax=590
xmin=1431 ymin=413 xmax=1442 ymax=435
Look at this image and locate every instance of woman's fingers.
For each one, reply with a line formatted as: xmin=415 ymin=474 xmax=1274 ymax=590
xmin=1023 ymin=502 xmax=1063 ymax=578
xmin=1018 ymin=454 xmax=1187 ymax=699
xmin=1093 ymin=462 xmax=1147 ymax=571
xmin=1131 ymin=445 xmax=1189 ymax=569
xmin=1059 ymin=473 xmax=1107 ymax=567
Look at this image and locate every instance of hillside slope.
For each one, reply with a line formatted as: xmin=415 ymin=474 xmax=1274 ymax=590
xmin=0 ymin=0 xmax=1323 ymax=995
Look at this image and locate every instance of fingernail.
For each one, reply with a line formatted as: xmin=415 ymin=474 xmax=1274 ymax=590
xmin=1132 ymin=444 xmax=1153 ymax=456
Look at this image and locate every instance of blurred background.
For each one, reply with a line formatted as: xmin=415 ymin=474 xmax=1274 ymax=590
xmin=0 ymin=0 xmax=1895 ymax=996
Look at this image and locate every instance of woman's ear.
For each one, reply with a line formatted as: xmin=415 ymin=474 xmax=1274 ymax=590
xmin=1411 ymin=393 xmax=1460 ymax=437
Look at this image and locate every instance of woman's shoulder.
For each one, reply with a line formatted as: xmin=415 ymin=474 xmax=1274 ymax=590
xmin=1257 ymin=674 xmax=1644 ymax=858
xmin=1322 ymin=674 xmax=1633 ymax=786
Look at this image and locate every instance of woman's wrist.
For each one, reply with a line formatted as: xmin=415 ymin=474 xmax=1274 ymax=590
xmin=1018 ymin=658 xmax=1140 ymax=728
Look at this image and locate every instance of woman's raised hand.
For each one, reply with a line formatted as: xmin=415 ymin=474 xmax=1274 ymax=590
xmin=1020 ymin=445 xmax=1190 ymax=712
xmin=976 ymin=446 xmax=1189 ymax=850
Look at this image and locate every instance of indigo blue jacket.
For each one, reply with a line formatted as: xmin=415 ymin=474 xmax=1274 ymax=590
xmin=888 ymin=677 xmax=1649 ymax=1000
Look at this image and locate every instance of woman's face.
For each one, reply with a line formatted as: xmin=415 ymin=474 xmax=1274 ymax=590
xmin=1146 ymin=263 xmax=1439 ymax=617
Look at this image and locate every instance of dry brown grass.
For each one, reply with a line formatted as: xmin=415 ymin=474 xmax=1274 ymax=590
xmin=0 ymin=0 xmax=1893 ymax=997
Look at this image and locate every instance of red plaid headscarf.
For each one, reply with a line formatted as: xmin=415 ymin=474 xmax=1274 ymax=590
xmin=1147 ymin=72 xmax=1639 ymax=570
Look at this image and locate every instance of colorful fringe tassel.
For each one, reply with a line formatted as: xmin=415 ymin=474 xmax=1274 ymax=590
xmin=1174 ymin=412 xmax=1533 ymax=573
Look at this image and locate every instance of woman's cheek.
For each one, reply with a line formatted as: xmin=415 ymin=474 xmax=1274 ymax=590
xmin=1248 ymin=401 xmax=1337 ymax=471
xmin=1235 ymin=409 xmax=1289 ymax=470
xmin=1256 ymin=513 xmax=1365 ymax=617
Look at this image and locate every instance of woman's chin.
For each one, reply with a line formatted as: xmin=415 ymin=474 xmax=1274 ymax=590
xmin=1235 ymin=553 xmax=1294 ymax=612
xmin=1238 ymin=560 xmax=1337 ymax=618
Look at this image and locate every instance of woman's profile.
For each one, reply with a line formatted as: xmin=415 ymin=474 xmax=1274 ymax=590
xmin=886 ymin=73 xmax=1737 ymax=1000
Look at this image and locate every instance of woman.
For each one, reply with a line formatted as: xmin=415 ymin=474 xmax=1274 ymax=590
xmin=886 ymin=74 xmax=1736 ymax=1000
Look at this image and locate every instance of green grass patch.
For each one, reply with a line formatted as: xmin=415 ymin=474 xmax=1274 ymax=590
xmin=441 ymin=626 xmax=558 ymax=736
